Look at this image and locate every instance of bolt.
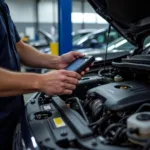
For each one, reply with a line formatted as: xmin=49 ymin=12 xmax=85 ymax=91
xmin=61 ymin=130 xmax=68 ymax=136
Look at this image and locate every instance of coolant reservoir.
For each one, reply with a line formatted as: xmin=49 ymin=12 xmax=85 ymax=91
xmin=127 ymin=112 xmax=150 ymax=145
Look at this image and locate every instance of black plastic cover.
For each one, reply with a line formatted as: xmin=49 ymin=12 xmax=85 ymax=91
xmin=87 ymin=81 xmax=150 ymax=111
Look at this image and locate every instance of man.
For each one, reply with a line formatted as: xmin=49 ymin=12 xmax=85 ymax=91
xmin=0 ymin=0 xmax=89 ymax=149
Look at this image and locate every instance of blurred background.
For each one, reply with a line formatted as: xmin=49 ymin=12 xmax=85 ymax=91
xmin=6 ymin=0 xmax=108 ymax=41
xmin=5 ymin=0 xmax=137 ymax=102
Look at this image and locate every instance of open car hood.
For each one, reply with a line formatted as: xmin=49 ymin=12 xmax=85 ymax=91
xmin=88 ymin=0 xmax=150 ymax=48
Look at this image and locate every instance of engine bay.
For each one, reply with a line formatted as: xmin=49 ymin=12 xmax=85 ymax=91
xmin=18 ymin=54 xmax=150 ymax=150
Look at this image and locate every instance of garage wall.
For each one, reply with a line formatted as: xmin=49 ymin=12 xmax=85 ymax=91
xmin=5 ymin=0 xmax=36 ymax=22
xmin=5 ymin=0 xmax=36 ymax=38
xmin=72 ymin=0 xmax=108 ymax=31
xmin=5 ymin=0 xmax=108 ymax=39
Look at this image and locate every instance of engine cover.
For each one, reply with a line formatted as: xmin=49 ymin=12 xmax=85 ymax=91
xmin=87 ymin=81 xmax=150 ymax=111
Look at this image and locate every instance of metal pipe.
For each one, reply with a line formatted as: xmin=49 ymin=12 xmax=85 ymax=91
xmin=58 ymin=0 xmax=72 ymax=55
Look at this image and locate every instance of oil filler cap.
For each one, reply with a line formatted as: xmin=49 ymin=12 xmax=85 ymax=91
xmin=137 ymin=113 xmax=150 ymax=121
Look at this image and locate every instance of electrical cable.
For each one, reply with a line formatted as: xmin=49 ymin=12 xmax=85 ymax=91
xmin=136 ymin=103 xmax=150 ymax=113
xmin=119 ymin=115 xmax=129 ymax=123
xmin=104 ymin=25 xmax=111 ymax=71
xmin=88 ymin=115 xmax=109 ymax=127
xmin=119 ymin=128 xmax=127 ymax=140
xmin=98 ymin=68 xmax=110 ymax=77
xmin=120 ymin=104 xmax=150 ymax=123
xmin=104 ymin=123 xmax=125 ymax=137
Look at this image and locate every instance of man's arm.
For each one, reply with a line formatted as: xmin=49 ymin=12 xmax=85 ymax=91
xmin=16 ymin=40 xmax=61 ymax=69
xmin=0 ymin=68 xmax=80 ymax=97
xmin=0 ymin=68 xmax=40 ymax=96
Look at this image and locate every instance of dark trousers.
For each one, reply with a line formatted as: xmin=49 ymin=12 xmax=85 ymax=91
xmin=0 ymin=97 xmax=24 ymax=150
xmin=0 ymin=114 xmax=20 ymax=150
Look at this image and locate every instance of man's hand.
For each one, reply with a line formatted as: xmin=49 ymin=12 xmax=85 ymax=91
xmin=59 ymin=51 xmax=90 ymax=75
xmin=38 ymin=70 xmax=81 ymax=95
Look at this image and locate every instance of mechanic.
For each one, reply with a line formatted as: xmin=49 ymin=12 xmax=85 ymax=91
xmin=0 ymin=0 xmax=90 ymax=149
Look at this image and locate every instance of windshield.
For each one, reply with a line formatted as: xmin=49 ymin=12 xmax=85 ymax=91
xmin=73 ymin=28 xmax=137 ymax=52
xmin=113 ymin=35 xmax=150 ymax=51
xmin=116 ymin=42 xmax=135 ymax=50
xmin=73 ymin=29 xmax=121 ymax=47
xmin=72 ymin=29 xmax=106 ymax=46
xmin=112 ymin=40 xmax=135 ymax=51
xmin=73 ymin=33 xmax=90 ymax=45
xmin=107 ymin=38 xmax=136 ymax=51
xmin=73 ymin=32 xmax=90 ymax=42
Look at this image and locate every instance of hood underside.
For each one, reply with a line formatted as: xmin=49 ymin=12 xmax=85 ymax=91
xmin=88 ymin=0 xmax=150 ymax=48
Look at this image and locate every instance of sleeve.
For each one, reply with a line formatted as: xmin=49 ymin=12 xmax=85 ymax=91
xmin=4 ymin=2 xmax=21 ymax=43
xmin=13 ymin=23 xmax=21 ymax=43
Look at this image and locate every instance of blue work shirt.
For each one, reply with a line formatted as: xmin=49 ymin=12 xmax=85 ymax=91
xmin=0 ymin=0 xmax=24 ymax=149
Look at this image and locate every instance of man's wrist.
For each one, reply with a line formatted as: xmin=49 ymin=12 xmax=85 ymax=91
xmin=31 ymin=74 xmax=42 ymax=91
xmin=54 ymin=55 xmax=61 ymax=69
xmin=43 ymin=54 xmax=61 ymax=69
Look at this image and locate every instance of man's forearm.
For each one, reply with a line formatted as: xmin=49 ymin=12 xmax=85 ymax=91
xmin=0 ymin=67 xmax=81 ymax=97
xmin=0 ymin=89 xmax=36 ymax=97
xmin=16 ymin=41 xmax=61 ymax=69
xmin=0 ymin=68 xmax=40 ymax=97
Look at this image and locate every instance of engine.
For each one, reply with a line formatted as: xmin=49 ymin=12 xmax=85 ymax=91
xmin=15 ymin=54 xmax=150 ymax=150
xmin=87 ymin=81 xmax=150 ymax=111
xmin=62 ymin=59 xmax=150 ymax=150
xmin=81 ymin=81 xmax=150 ymax=148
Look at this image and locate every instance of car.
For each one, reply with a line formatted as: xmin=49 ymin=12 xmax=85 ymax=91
xmin=77 ymin=37 xmax=135 ymax=59
xmin=72 ymin=29 xmax=96 ymax=42
xmin=30 ymin=29 xmax=95 ymax=50
xmin=29 ymin=29 xmax=54 ymax=49
xmin=13 ymin=0 xmax=150 ymax=150
xmin=14 ymin=43 xmax=150 ymax=150
xmin=73 ymin=28 xmax=121 ymax=50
